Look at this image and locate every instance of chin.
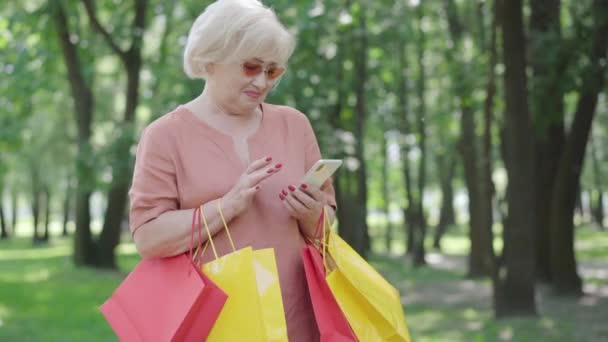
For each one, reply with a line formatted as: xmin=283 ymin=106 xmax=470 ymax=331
xmin=243 ymin=95 xmax=265 ymax=106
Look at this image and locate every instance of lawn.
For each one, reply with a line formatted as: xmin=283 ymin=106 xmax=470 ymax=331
xmin=0 ymin=225 xmax=606 ymax=341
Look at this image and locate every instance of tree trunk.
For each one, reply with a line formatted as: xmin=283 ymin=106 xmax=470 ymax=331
xmin=83 ymin=0 xmax=148 ymax=268
xmin=595 ymin=192 xmax=605 ymax=230
xmin=530 ymin=0 xmax=564 ymax=284
xmin=62 ymin=175 xmax=72 ymax=236
xmin=52 ymin=2 xmax=97 ymax=265
xmin=381 ymin=128 xmax=393 ymax=253
xmin=434 ymin=153 xmax=456 ymax=250
xmin=496 ymin=0 xmax=537 ymax=317
xmin=97 ymin=67 xmax=140 ymax=268
xmin=0 ymin=191 xmax=8 ymax=239
xmin=341 ymin=2 xmax=369 ymax=258
xmin=10 ymin=189 xmax=17 ymax=235
xmin=549 ymin=0 xmax=608 ymax=295
xmin=444 ymin=0 xmax=494 ymax=277
xmin=31 ymin=191 xmax=41 ymax=243
xmin=590 ymin=138 xmax=605 ymax=229
xmin=479 ymin=0 xmax=498 ymax=281
xmin=412 ymin=2 xmax=428 ymax=267
xmin=30 ymin=164 xmax=42 ymax=244
xmin=395 ymin=12 xmax=415 ymax=257
xmin=328 ymin=5 xmax=350 ymax=248
xmin=43 ymin=187 xmax=51 ymax=241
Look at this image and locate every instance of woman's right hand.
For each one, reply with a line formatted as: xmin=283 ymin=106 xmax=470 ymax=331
xmin=222 ymin=156 xmax=282 ymax=216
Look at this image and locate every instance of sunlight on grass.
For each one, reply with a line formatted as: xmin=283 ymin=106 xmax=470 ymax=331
xmin=576 ymin=227 xmax=608 ymax=261
xmin=498 ymin=326 xmax=513 ymax=341
xmin=0 ymin=305 xmax=10 ymax=327
xmin=0 ymin=243 xmax=70 ymax=261
xmin=22 ymin=268 xmax=52 ymax=283
xmin=116 ymin=242 xmax=137 ymax=255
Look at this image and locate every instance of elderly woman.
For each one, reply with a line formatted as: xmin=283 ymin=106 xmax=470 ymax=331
xmin=128 ymin=0 xmax=336 ymax=340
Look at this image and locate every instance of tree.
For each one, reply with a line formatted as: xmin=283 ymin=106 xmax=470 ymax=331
xmin=51 ymin=0 xmax=97 ymax=265
xmin=589 ymin=137 xmax=604 ymax=229
xmin=529 ymin=0 xmax=564 ymax=284
xmin=496 ymin=0 xmax=537 ymax=317
xmin=81 ymin=0 xmax=148 ymax=268
xmin=549 ymin=0 xmax=608 ymax=295
xmin=443 ymin=0 xmax=495 ymax=277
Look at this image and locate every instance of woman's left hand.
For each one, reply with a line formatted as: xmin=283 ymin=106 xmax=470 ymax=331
xmin=279 ymin=183 xmax=329 ymax=237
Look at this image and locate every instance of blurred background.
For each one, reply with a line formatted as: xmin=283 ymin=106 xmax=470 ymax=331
xmin=1 ymin=0 xmax=607 ymax=341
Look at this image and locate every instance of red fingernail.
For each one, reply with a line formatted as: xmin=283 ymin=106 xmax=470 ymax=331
xmin=275 ymin=163 xmax=282 ymax=168
xmin=265 ymin=156 xmax=272 ymax=162
xmin=267 ymin=169 xmax=274 ymax=174
xmin=282 ymin=190 xmax=288 ymax=196
xmin=279 ymin=194 xmax=284 ymax=200
xmin=288 ymin=185 xmax=296 ymax=192
xmin=300 ymin=183 xmax=308 ymax=189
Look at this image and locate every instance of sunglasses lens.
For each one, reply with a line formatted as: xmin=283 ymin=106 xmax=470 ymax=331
xmin=242 ymin=62 xmax=262 ymax=76
xmin=242 ymin=61 xmax=285 ymax=80
xmin=267 ymin=66 xmax=285 ymax=80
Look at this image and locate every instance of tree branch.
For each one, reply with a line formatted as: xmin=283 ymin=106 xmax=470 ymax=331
xmin=51 ymin=1 xmax=93 ymax=116
xmin=128 ymin=0 xmax=147 ymax=55
xmin=81 ymin=0 xmax=126 ymax=58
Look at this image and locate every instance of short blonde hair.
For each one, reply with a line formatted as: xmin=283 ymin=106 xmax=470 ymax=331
xmin=183 ymin=0 xmax=295 ymax=79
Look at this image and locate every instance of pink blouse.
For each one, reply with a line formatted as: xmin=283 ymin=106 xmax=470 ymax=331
xmin=128 ymin=103 xmax=336 ymax=341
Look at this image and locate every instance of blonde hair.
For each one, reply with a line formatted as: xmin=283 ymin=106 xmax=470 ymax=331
xmin=183 ymin=0 xmax=295 ymax=79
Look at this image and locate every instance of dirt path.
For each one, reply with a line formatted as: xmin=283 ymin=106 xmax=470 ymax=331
xmin=398 ymin=252 xmax=608 ymax=341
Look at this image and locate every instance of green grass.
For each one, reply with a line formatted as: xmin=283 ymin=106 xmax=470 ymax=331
xmin=0 ymin=225 xmax=606 ymax=341
xmin=0 ymin=237 xmax=139 ymax=341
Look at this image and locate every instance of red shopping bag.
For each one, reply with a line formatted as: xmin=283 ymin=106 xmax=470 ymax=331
xmin=302 ymin=211 xmax=357 ymax=342
xmin=100 ymin=207 xmax=227 ymax=342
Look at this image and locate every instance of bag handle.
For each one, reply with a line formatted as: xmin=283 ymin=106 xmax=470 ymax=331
xmin=198 ymin=198 xmax=237 ymax=262
xmin=199 ymin=204 xmax=220 ymax=260
xmin=217 ymin=198 xmax=236 ymax=252
xmin=190 ymin=206 xmax=206 ymax=269
xmin=308 ymin=207 xmax=331 ymax=271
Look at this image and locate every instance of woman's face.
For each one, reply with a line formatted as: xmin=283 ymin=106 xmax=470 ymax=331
xmin=207 ymin=58 xmax=285 ymax=115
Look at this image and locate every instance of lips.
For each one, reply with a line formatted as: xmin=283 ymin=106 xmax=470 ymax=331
xmin=244 ymin=90 xmax=261 ymax=99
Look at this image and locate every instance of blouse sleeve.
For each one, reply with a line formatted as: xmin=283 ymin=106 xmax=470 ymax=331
xmin=128 ymin=124 xmax=179 ymax=234
xmin=302 ymin=115 xmax=338 ymax=210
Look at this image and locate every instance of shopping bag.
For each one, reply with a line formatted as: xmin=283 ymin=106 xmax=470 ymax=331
xmin=323 ymin=210 xmax=411 ymax=342
xmin=199 ymin=200 xmax=288 ymax=341
xmin=302 ymin=245 xmax=358 ymax=342
xmin=100 ymin=206 xmax=227 ymax=342
xmin=253 ymin=248 xmax=289 ymax=342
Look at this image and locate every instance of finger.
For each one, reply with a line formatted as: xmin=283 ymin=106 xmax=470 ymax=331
xmin=248 ymin=163 xmax=282 ymax=186
xmin=245 ymin=155 xmax=273 ymax=174
xmin=298 ymin=183 xmax=325 ymax=201
xmin=284 ymin=190 xmax=309 ymax=214
xmin=281 ymin=196 xmax=298 ymax=216
xmin=289 ymin=187 xmax=317 ymax=210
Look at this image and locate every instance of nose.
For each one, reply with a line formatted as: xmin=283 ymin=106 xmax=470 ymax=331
xmin=251 ymin=72 xmax=270 ymax=89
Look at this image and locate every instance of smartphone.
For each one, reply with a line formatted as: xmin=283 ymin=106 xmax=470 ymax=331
xmin=301 ymin=159 xmax=343 ymax=188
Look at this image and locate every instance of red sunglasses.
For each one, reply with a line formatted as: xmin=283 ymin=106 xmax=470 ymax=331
xmin=241 ymin=61 xmax=286 ymax=80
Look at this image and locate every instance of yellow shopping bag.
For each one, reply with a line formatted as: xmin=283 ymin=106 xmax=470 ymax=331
xmin=198 ymin=201 xmax=288 ymax=342
xmin=321 ymin=211 xmax=411 ymax=342
xmin=252 ymin=248 xmax=289 ymax=342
